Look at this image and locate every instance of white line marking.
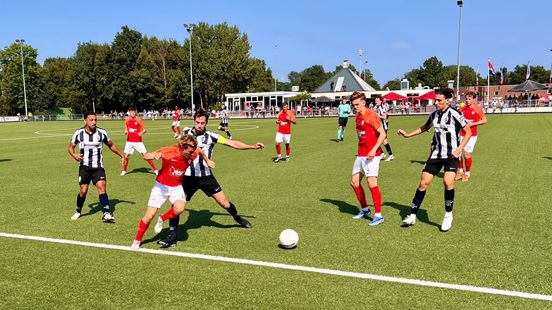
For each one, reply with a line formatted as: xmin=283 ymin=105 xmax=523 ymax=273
xmin=1 ymin=232 xmax=551 ymax=302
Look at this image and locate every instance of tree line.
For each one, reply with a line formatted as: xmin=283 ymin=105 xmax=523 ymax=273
xmin=1 ymin=22 xmax=550 ymax=115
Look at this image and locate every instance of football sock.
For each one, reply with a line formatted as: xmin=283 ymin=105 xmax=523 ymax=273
xmin=76 ymin=194 xmax=86 ymax=213
xmin=99 ymin=193 xmax=110 ymax=213
xmin=123 ymin=158 xmax=129 ymax=172
xmin=411 ymin=189 xmax=426 ymax=214
xmin=227 ymin=131 xmax=232 ymax=138
xmin=444 ymin=189 xmax=455 ymax=212
xmin=168 ymin=215 xmax=180 ymax=237
xmin=276 ymin=144 xmax=281 ymax=156
xmin=177 ymin=128 xmax=181 ymax=135
xmin=147 ymin=159 xmax=157 ymax=171
xmin=369 ymin=186 xmax=382 ymax=214
xmin=385 ymin=144 xmax=393 ymax=155
xmin=458 ymin=158 xmax=464 ymax=170
xmin=353 ymin=186 xmax=368 ymax=209
xmin=135 ymin=219 xmax=150 ymax=242
xmin=337 ymin=129 xmax=341 ymax=140
xmin=160 ymin=207 xmax=177 ymax=221
xmin=285 ymin=144 xmax=290 ymax=156
xmin=465 ymin=158 xmax=472 ymax=172
xmin=225 ymin=202 xmax=238 ymax=216
xmin=341 ymin=128 xmax=345 ymax=139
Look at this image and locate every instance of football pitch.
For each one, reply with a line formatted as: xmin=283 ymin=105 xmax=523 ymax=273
xmin=1 ymin=114 xmax=551 ymax=309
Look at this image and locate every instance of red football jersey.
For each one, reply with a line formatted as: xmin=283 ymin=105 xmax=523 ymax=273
xmin=125 ymin=116 xmax=145 ymax=142
xmin=173 ymin=109 xmax=181 ymax=121
xmin=277 ymin=111 xmax=296 ymax=134
xmin=156 ymin=146 xmax=199 ymax=187
xmin=356 ymin=108 xmax=382 ymax=157
xmin=460 ymin=104 xmax=485 ymax=136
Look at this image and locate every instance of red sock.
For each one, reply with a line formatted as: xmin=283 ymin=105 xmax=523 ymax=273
xmin=353 ymin=186 xmax=368 ymax=208
xmin=177 ymin=128 xmax=181 ymax=135
xmin=465 ymin=158 xmax=472 ymax=172
xmin=369 ymin=186 xmax=382 ymax=214
xmin=134 ymin=219 xmax=150 ymax=242
xmin=147 ymin=159 xmax=157 ymax=171
xmin=458 ymin=157 xmax=463 ymax=170
xmin=286 ymin=144 xmax=291 ymax=156
xmin=172 ymin=127 xmax=176 ymax=133
xmin=276 ymin=144 xmax=281 ymax=156
xmin=160 ymin=207 xmax=176 ymax=221
xmin=123 ymin=159 xmax=128 ymax=172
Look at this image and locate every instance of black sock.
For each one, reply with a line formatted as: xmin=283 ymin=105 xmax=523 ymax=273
xmin=385 ymin=144 xmax=393 ymax=155
xmin=411 ymin=189 xmax=426 ymax=214
xmin=99 ymin=193 xmax=110 ymax=213
xmin=227 ymin=131 xmax=232 ymax=138
xmin=76 ymin=194 xmax=86 ymax=213
xmin=445 ymin=189 xmax=455 ymax=212
xmin=226 ymin=202 xmax=238 ymax=216
xmin=169 ymin=215 xmax=180 ymax=237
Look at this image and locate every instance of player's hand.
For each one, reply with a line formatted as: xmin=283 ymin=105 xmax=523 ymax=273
xmin=367 ymin=149 xmax=377 ymax=159
xmin=255 ymin=143 xmax=265 ymax=149
xmin=207 ymin=160 xmax=216 ymax=169
xmin=73 ymin=154 xmax=83 ymax=162
xmin=397 ymin=129 xmax=407 ymax=137
xmin=452 ymin=148 xmax=462 ymax=158
xmin=121 ymin=157 xmax=128 ymax=166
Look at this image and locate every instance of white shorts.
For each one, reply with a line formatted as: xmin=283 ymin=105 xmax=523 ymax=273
xmin=172 ymin=121 xmax=180 ymax=127
xmin=352 ymin=156 xmax=382 ymax=177
xmin=147 ymin=181 xmax=186 ymax=208
xmin=275 ymin=132 xmax=291 ymax=144
xmin=124 ymin=142 xmax=147 ymax=155
xmin=461 ymin=135 xmax=478 ymax=153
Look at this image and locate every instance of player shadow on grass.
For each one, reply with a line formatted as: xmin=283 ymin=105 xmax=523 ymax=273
xmin=127 ymin=167 xmax=155 ymax=175
xmin=0 ymin=159 xmax=12 ymax=163
xmin=543 ymin=156 xmax=552 ymax=160
xmin=141 ymin=209 xmax=242 ymax=245
xmin=82 ymin=199 xmax=136 ymax=218
xmin=384 ymin=201 xmax=440 ymax=228
xmin=320 ymin=198 xmax=359 ymax=216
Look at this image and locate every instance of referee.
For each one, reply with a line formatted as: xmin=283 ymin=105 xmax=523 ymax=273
xmin=397 ymin=88 xmax=471 ymax=232
xmin=68 ymin=111 xmax=125 ymax=223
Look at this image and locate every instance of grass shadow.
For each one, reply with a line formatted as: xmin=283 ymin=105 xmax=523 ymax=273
xmin=410 ymin=160 xmax=426 ymax=165
xmin=320 ymin=198 xmax=359 ymax=216
xmin=0 ymin=159 xmax=12 ymax=163
xmin=385 ymin=201 xmax=440 ymax=228
xmin=82 ymin=198 xmax=136 ymax=218
xmin=127 ymin=167 xmax=155 ymax=175
xmin=142 ymin=209 xmax=250 ymax=245
xmin=543 ymin=156 xmax=552 ymax=160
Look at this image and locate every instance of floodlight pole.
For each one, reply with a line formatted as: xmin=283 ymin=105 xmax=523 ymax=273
xmin=15 ymin=39 xmax=28 ymax=120
xmin=184 ymin=24 xmax=195 ymax=111
xmin=358 ymin=49 xmax=364 ymax=79
xmin=455 ymin=0 xmax=463 ymax=101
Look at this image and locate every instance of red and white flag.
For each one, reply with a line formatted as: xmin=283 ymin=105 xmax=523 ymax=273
xmin=488 ymin=59 xmax=496 ymax=77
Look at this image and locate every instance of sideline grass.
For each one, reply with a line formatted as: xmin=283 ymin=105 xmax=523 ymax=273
xmin=0 ymin=114 xmax=551 ymax=308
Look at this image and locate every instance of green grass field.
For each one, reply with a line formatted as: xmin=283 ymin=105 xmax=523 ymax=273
xmin=1 ymin=114 xmax=551 ymax=309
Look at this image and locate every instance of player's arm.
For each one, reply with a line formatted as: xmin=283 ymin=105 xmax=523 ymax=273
xmin=453 ymin=125 xmax=472 ymax=158
xmin=199 ymin=149 xmax=215 ymax=169
xmin=144 ymin=151 xmax=162 ymax=160
xmin=105 ymin=140 xmax=125 ymax=164
xmin=470 ymin=109 xmax=488 ymax=127
xmin=286 ymin=112 xmax=297 ymax=124
xmin=397 ymin=123 xmax=430 ymax=138
xmin=223 ymin=138 xmax=264 ymax=150
xmin=368 ymin=125 xmax=387 ymax=159
xmin=138 ymin=120 xmax=146 ymax=136
xmin=68 ymin=142 xmax=82 ymax=162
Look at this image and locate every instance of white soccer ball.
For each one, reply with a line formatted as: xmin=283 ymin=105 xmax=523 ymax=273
xmin=279 ymin=229 xmax=299 ymax=249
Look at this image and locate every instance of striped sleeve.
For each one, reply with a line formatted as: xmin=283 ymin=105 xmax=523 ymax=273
xmin=424 ymin=112 xmax=436 ymax=128
xmin=98 ymin=128 xmax=111 ymax=144
xmin=451 ymin=110 xmax=468 ymax=127
xmin=71 ymin=129 xmax=81 ymax=144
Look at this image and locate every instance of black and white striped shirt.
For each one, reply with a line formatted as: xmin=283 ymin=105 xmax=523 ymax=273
xmin=373 ymin=105 xmax=389 ymax=131
xmin=183 ymin=127 xmax=223 ymax=177
xmin=425 ymin=107 xmax=468 ymax=159
xmin=220 ymin=109 xmax=229 ymax=124
xmin=71 ymin=127 xmax=111 ymax=168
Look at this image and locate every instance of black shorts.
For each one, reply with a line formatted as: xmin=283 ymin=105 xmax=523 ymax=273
xmin=423 ymin=158 xmax=460 ymax=175
xmin=183 ymin=175 xmax=223 ymax=201
xmin=219 ymin=121 xmax=228 ymax=128
xmin=338 ymin=117 xmax=348 ymax=127
xmin=78 ymin=166 xmax=106 ymax=185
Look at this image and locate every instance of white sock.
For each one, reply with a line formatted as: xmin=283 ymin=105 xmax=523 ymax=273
xmin=375 ymin=213 xmax=382 ymax=218
xmin=361 ymin=207 xmax=370 ymax=212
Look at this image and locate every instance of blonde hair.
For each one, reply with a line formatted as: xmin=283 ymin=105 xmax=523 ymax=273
xmin=178 ymin=135 xmax=198 ymax=150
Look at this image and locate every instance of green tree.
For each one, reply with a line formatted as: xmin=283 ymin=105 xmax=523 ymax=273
xmin=360 ymin=68 xmax=381 ymax=90
xmin=418 ymin=56 xmax=445 ymax=88
xmin=382 ymin=79 xmax=401 ymax=90
xmin=300 ymin=65 xmax=329 ymax=92
xmin=508 ymin=64 xmax=549 ymax=84
xmin=39 ymin=57 xmax=73 ymax=112
xmin=246 ymin=58 xmax=273 ymax=92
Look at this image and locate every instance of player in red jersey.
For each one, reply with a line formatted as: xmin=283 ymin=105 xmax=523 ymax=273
xmin=171 ymin=106 xmax=182 ymax=138
xmin=349 ymin=91 xmax=387 ymax=226
xmin=274 ymin=102 xmax=296 ymax=162
xmin=131 ymin=135 xmax=215 ymax=250
xmin=455 ymin=91 xmax=487 ymax=182
xmin=121 ymin=107 xmax=158 ymax=176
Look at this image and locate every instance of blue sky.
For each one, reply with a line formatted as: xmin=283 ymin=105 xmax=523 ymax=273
xmin=1 ymin=0 xmax=550 ymax=85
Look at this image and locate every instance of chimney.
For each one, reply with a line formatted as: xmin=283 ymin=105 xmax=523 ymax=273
xmin=342 ymin=59 xmax=349 ymax=68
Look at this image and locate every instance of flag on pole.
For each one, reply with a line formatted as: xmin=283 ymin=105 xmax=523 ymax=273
xmin=526 ymin=61 xmax=531 ymax=80
xmin=488 ymin=59 xmax=496 ymax=78
xmin=500 ymin=67 xmax=504 ymax=85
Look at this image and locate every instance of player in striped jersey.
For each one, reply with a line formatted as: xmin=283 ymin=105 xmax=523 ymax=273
xmin=217 ymin=104 xmax=232 ymax=139
xmin=455 ymin=91 xmax=487 ymax=182
xmin=68 ymin=111 xmax=125 ymax=223
xmin=373 ymin=96 xmax=395 ymax=161
xmin=158 ymin=109 xmax=264 ymax=248
xmin=397 ymin=88 xmax=471 ymax=232
xmin=121 ymin=107 xmax=158 ymax=176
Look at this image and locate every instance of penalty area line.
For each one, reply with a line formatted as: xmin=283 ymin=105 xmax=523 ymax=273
xmin=1 ymin=232 xmax=551 ymax=302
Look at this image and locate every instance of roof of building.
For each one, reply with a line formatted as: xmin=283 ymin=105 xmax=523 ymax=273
xmin=314 ymin=66 xmax=376 ymax=93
